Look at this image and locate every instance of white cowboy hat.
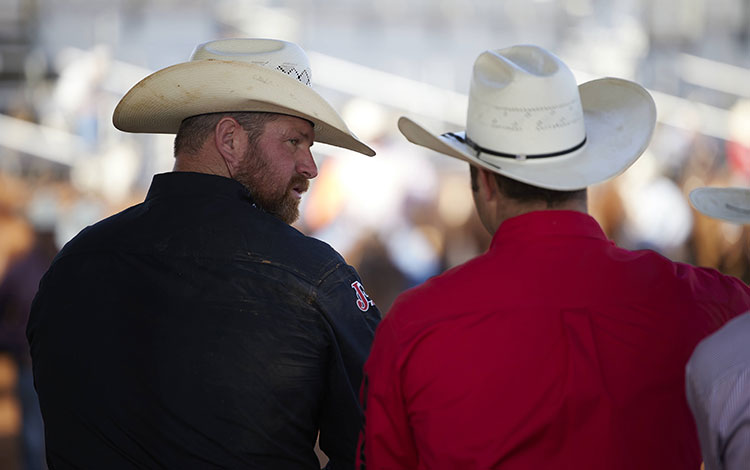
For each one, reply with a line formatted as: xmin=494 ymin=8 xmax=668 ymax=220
xmin=398 ymin=45 xmax=656 ymax=190
xmin=689 ymin=187 xmax=750 ymax=224
xmin=113 ymin=38 xmax=375 ymax=156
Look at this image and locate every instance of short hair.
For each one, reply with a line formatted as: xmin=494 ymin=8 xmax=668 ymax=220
xmin=173 ymin=112 xmax=279 ymax=155
xmin=470 ymin=165 xmax=586 ymax=207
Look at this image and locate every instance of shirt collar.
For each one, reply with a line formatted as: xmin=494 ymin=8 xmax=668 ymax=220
xmin=490 ymin=210 xmax=609 ymax=249
xmin=145 ymin=172 xmax=255 ymax=205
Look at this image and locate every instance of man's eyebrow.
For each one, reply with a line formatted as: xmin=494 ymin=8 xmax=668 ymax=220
xmin=295 ymin=129 xmax=314 ymax=144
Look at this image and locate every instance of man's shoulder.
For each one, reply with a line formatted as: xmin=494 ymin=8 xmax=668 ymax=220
xmin=601 ymin=241 xmax=750 ymax=296
xmin=686 ymin=312 xmax=750 ymax=406
xmin=671 ymin=259 xmax=750 ymax=298
xmin=276 ymin=226 xmax=347 ymax=270
xmin=219 ymin=214 xmax=351 ymax=286
xmin=56 ymin=202 xmax=145 ymax=257
xmin=690 ymin=313 xmax=750 ymax=373
xmin=60 ymin=199 xmax=344 ymax=260
xmin=386 ymin=254 xmax=488 ymax=320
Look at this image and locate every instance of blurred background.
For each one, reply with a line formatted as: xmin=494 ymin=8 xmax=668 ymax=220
xmin=1 ymin=0 xmax=750 ymax=468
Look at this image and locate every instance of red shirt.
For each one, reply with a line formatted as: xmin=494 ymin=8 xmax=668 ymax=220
xmin=358 ymin=210 xmax=750 ymax=470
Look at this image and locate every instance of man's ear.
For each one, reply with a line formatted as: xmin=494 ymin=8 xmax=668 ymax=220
xmin=476 ymin=167 xmax=498 ymax=202
xmin=214 ymin=117 xmax=248 ymax=176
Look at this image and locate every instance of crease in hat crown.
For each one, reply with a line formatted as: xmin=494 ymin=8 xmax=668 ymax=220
xmin=190 ymin=38 xmax=312 ymax=86
xmin=467 ymin=45 xmax=586 ymax=158
xmin=112 ymin=37 xmax=375 ymax=156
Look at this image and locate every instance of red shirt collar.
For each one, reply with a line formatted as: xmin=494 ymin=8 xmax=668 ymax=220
xmin=490 ymin=210 xmax=609 ymax=250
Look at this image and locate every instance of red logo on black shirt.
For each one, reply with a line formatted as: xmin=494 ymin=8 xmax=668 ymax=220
xmin=351 ymin=281 xmax=374 ymax=312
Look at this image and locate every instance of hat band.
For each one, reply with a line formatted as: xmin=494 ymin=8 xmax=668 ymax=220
xmin=445 ymin=132 xmax=587 ymax=162
xmin=726 ymin=203 xmax=750 ymax=215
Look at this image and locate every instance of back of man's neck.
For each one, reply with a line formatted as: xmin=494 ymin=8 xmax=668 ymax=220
xmin=173 ymin=152 xmax=230 ymax=178
xmin=493 ymin=200 xmax=589 ymax=233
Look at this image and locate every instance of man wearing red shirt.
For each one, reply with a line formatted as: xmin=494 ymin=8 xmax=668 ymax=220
xmin=357 ymin=45 xmax=750 ymax=470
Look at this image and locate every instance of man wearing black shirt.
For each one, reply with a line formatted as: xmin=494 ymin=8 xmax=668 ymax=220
xmin=27 ymin=38 xmax=380 ymax=469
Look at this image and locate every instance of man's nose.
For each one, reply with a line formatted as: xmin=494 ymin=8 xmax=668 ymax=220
xmin=297 ymin=149 xmax=318 ymax=179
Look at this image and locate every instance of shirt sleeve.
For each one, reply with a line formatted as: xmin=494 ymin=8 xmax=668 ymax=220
xmin=357 ymin=313 xmax=419 ymax=469
xmin=313 ymin=262 xmax=381 ymax=468
xmin=721 ymin=374 xmax=750 ymax=470
xmin=686 ymin=313 xmax=750 ymax=470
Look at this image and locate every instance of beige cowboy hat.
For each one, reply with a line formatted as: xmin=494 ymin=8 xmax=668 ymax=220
xmin=689 ymin=187 xmax=750 ymax=224
xmin=113 ymin=38 xmax=375 ymax=156
xmin=398 ymin=45 xmax=657 ymax=190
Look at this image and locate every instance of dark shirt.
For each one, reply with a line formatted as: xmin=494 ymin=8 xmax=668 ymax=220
xmin=27 ymin=172 xmax=381 ymax=469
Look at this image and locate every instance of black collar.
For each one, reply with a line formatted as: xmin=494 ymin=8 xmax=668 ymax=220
xmin=145 ymin=172 xmax=255 ymax=205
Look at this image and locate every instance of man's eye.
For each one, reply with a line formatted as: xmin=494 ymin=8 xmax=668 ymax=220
xmin=289 ymin=138 xmax=299 ymax=145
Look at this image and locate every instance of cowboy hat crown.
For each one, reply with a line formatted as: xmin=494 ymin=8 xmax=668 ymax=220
xmin=113 ymin=38 xmax=375 ymax=156
xmin=467 ymin=46 xmax=586 ymax=158
xmin=398 ymin=44 xmax=656 ymax=190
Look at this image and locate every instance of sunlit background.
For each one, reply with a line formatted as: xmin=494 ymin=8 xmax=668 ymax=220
xmin=1 ymin=0 xmax=750 ymax=468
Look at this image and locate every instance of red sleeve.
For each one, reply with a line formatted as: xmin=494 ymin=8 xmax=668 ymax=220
xmin=357 ymin=314 xmax=418 ymax=469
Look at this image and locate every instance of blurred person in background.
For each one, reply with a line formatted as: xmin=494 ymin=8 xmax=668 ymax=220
xmin=358 ymin=45 xmax=750 ymax=469
xmin=0 ymin=191 xmax=58 ymax=470
xmin=344 ymin=232 xmax=410 ymax=313
xmin=677 ymin=132 xmax=750 ymax=280
xmin=26 ymin=38 xmax=380 ymax=469
xmin=686 ymin=186 xmax=750 ymax=470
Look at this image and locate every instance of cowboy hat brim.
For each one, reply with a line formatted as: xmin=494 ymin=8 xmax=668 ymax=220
xmin=113 ymin=59 xmax=375 ymax=156
xmin=398 ymin=78 xmax=656 ymax=190
xmin=689 ymin=187 xmax=750 ymax=224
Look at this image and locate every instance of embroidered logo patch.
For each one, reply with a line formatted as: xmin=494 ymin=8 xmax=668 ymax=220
xmin=351 ymin=281 xmax=374 ymax=312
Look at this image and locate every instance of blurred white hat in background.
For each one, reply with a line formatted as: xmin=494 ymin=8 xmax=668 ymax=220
xmin=690 ymin=187 xmax=750 ymax=224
